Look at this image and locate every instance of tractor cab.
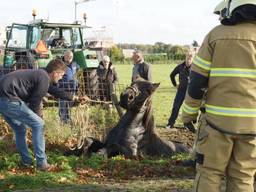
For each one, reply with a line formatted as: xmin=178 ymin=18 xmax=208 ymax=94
xmin=2 ymin=20 xmax=100 ymax=98
xmin=3 ymin=20 xmax=99 ymax=70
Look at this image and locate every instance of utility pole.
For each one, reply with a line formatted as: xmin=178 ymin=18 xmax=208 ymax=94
xmin=74 ymin=0 xmax=95 ymax=22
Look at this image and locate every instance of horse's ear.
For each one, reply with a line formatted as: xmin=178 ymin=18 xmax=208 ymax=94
xmin=152 ymin=83 xmax=160 ymax=92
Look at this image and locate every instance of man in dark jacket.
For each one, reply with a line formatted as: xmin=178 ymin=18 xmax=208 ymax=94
xmin=166 ymin=52 xmax=194 ymax=129
xmin=97 ymin=55 xmax=118 ymax=101
xmin=131 ymin=50 xmax=152 ymax=82
xmin=0 ymin=59 xmax=86 ymax=171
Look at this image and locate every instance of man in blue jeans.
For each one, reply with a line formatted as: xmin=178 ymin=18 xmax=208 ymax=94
xmin=166 ymin=52 xmax=194 ymax=131
xmin=0 ymin=59 xmax=85 ymax=171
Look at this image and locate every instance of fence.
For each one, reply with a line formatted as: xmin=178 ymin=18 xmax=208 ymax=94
xmin=0 ymin=49 xmax=128 ymax=145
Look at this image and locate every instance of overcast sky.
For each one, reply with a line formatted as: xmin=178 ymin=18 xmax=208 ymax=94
xmin=0 ymin=0 xmax=221 ymax=45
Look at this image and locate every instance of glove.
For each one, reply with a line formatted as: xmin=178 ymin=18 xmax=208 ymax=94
xmin=184 ymin=122 xmax=196 ymax=133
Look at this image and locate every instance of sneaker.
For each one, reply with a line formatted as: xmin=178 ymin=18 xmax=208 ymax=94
xmin=37 ymin=163 xmax=53 ymax=171
xmin=19 ymin=162 xmax=33 ymax=169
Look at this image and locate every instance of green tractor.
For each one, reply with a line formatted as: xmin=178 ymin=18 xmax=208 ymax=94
xmin=2 ymin=19 xmax=101 ymax=98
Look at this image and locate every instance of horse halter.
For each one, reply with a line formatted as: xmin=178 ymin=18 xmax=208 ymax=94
xmin=125 ymin=84 xmax=152 ymax=112
xmin=126 ymin=85 xmax=140 ymax=98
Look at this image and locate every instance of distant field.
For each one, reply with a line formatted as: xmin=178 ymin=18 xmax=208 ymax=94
xmin=115 ymin=62 xmax=182 ymax=127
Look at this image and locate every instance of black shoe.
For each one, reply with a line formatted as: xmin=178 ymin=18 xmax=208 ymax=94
xmin=184 ymin=122 xmax=196 ymax=133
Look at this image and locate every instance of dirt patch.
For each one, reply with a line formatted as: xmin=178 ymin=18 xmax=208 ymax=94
xmin=156 ymin=127 xmax=195 ymax=148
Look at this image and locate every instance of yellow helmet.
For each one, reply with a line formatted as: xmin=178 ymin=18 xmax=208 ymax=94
xmin=214 ymin=0 xmax=228 ymax=15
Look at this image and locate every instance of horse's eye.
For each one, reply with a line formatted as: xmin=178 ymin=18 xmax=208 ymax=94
xmin=128 ymin=95 xmax=134 ymax=100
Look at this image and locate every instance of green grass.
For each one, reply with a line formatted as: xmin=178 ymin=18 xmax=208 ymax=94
xmin=0 ymin=62 xmax=194 ymax=191
xmin=0 ymin=151 xmax=194 ymax=191
xmin=115 ymin=63 xmax=182 ymax=127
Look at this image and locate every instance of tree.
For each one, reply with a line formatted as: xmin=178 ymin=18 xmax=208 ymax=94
xmin=168 ymin=45 xmax=187 ymax=61
xmin=109 ymin=46 xmax=124 ymax=62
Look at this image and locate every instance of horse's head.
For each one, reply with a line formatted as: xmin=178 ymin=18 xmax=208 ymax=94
xmin=119 ymin=79 xmax=160 ymax=112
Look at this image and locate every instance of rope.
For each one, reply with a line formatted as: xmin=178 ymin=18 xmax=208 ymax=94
xmin=68 ymin=103 xmax=90 ymax=150
xmin=82 ymin=98 xmax=112 ymax=105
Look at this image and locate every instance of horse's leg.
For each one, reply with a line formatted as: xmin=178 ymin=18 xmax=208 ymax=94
xmin=83 ymin=137 xmax=105 ymax=155
xmin=107 ymin=143 xmax=133 ymax=158
xmin=129 ymin=143 xmax=138 ymax=157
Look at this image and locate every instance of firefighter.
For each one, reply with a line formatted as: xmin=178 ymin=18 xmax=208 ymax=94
xmin=182 ymin=1 xmax=256 ymax=191
xmin=181 ymin=0 xmax=229 ymax=168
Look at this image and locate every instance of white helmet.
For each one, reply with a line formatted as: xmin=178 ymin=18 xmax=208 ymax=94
xmin=214 ymin=0 xmax=228 ymax=15
xmin=225 ymin=0 xmax=256 ymax=18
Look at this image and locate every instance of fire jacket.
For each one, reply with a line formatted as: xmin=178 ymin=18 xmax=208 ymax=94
xmin=182 ymin=21 xmax=256 ymax=135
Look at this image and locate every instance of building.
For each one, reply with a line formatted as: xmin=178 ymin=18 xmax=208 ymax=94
xmin=84 ymin=27 xmax=114 ymax=49
xmin=122 ymin=49 xmax=134 ymax=58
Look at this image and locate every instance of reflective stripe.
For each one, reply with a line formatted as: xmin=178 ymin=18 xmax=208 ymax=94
xmin=206 ymin=104 xmax=256 ymax=117
xmin=193 ymin=56 xmax=211 ymax=71
xmin=210 ymin=68 xmax=256 ymax=78
xmin=183 ymin=103 xmax=200 ymax=115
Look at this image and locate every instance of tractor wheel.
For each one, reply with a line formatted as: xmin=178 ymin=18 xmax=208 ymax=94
xmin=83 ymin=69 xmax=99 ymax=100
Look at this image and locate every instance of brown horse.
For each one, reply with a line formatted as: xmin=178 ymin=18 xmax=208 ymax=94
xmin=65 ymin=79 xmax=190 ymax=158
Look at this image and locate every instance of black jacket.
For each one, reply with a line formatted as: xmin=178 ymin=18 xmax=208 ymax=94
xmin=132 ymin=62 xmax=152 ymax=82
xmin=97 ymin=61 xmax=118 ymax=84
xmin=170 ymin=62 xmax=191 ymax=90
xmin=0 ymin=69 xmax=73 ymax=115
xmin=97 ymin=62 xmax=118 ymax=101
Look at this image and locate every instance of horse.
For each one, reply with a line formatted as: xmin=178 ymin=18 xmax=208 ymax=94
xmin=65 ymin=79 xmax=190 ymax=158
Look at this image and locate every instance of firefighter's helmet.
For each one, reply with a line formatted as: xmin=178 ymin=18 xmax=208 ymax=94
xmin=225 ymin=0 xmax=256 ymax=18
xmin=214 ymin=0 xmax=228 ymax=15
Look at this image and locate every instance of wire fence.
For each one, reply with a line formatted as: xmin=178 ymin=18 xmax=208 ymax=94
xmin=0 ymin=48 xmax=128 ymax=144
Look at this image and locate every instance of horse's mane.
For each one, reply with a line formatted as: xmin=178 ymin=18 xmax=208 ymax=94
xmin=142 ymin=96 xmax=155 ymax=133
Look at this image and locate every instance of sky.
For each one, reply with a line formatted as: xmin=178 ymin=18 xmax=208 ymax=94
xmin=0 ymin=0 xmax=221 ymax=45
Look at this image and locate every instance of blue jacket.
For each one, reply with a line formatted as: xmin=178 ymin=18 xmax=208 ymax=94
xmin=58 ymin=61 xmax=80 ymax=93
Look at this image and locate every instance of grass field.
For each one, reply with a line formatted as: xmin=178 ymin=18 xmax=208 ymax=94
xmin=0 ymin=62 xmax=196 ymax=192
xmin=115 ymin=62 xmax=181 ymax=127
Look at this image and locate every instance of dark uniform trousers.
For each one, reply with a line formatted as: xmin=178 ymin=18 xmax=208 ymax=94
xmin=168 ymin=87 xmax=187 ymax=126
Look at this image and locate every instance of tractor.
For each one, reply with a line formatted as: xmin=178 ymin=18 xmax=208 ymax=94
xmin=1 ymin=19 xmax=101 ymax=98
